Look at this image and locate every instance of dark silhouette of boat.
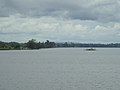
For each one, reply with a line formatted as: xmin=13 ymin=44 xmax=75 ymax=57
xmin=86 ymin=48 xmax=96 ymax=51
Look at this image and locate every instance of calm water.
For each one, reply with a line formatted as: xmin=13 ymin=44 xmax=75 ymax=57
xmin=0 ymin=48 xmax=120 ymax=90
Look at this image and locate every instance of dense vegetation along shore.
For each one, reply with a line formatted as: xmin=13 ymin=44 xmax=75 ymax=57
xmin=0 ymin=39 xmax=120 ymax=50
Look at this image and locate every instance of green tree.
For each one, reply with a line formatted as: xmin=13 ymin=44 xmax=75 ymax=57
xmin=26 ymin=39 xmax=37 ymax=49
xmin=8 ymin=42 xmax=20 ymax=49
xmin=45 ymin=40 xmax=55 ymax=48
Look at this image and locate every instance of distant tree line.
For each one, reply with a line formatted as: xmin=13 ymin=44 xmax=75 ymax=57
xmin=26 ymin=39 xmax=55 ymax=49
xmin=56 ymin=42 xmax=120 ymax=48
xmin=0 ymin=41 xmax=21 ymax=50
xmin=0 ymin=39 xmax=120 ymax=50
xmin=0 ymin=39 xmax=55 ymax=50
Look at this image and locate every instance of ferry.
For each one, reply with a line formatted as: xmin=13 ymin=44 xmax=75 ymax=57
xmin=86 ymin=48 xmax=96 ymax=51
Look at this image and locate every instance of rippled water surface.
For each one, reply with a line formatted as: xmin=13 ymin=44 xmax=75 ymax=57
xmin=0 ymin=48 xmax=120 ymax=90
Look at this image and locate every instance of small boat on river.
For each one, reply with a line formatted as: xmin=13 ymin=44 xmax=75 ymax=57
xmin=86 ymin=48 xmax=96 ymax=51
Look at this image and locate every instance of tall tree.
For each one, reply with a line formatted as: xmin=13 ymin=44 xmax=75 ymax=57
xmin=26 ymin=39 xmax=37 ymax=49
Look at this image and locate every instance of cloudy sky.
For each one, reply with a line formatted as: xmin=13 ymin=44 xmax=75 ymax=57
xmin=0 ymin=0 xmax=120 ymax=43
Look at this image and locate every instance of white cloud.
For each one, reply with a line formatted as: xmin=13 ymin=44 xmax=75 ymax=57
xmin=0 ymin=15 xmax=120 ymax=43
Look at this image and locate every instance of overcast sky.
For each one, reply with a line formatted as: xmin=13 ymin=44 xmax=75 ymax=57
xmin=0 ymin=0 xmax=120 ymax=43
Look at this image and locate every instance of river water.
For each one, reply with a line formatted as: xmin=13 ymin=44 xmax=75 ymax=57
xmin=0 ymin=48 xmax=120 ymax=90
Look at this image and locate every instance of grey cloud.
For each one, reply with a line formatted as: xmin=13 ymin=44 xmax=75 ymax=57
xmin=0 ymin=0 xmax=120 ymax=22
xmin=0 ymin=0 xmax=120 ymax=42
